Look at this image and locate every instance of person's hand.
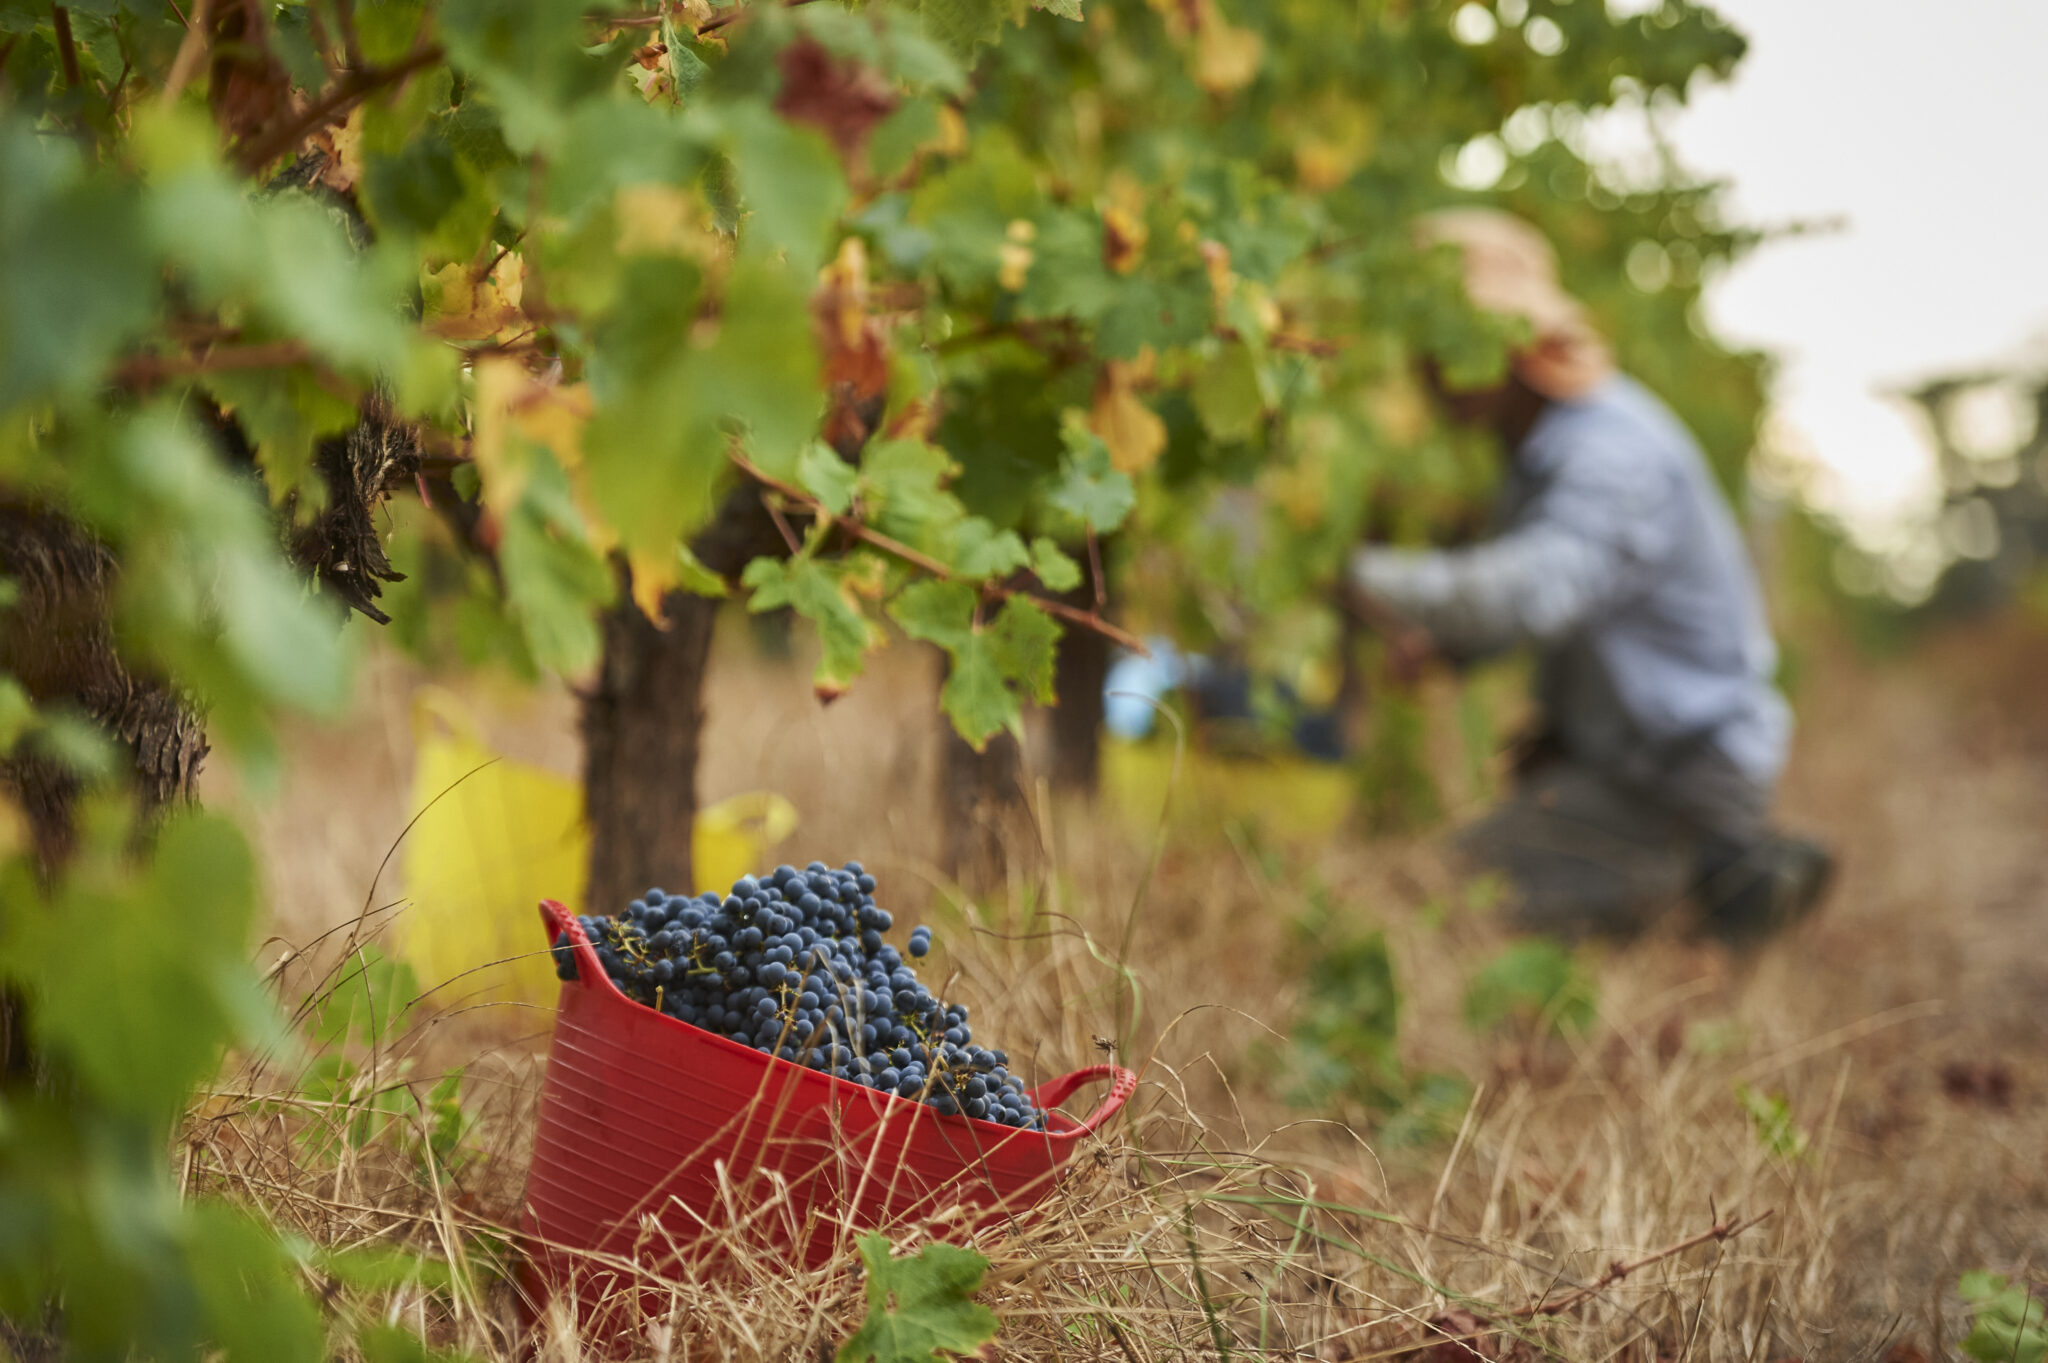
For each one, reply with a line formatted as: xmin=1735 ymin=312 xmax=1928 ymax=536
xmin=1335 ymin=581 xmax=1437 ymax=686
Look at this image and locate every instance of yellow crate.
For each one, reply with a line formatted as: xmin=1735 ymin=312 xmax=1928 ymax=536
xmin=399 ymin=687 xmax=796 ymax=1009
xmin=1099 ymin=738 xmax=1354 ymax=844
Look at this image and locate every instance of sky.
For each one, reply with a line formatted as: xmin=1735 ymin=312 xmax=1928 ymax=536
xmin=1586 ymin=0 xmax=2048 ymax=551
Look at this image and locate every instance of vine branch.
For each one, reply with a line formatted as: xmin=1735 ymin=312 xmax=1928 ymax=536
xmin=114 ymin=339 xmax=314 ymax=387
xmin=232 ymin=42 xmax=445 ymax=175
xmin=727 ymin=450 xmax=1149 ymax=654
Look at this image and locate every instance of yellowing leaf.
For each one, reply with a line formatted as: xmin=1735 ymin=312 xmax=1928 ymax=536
xmin=1366 ymin=375 xmax=1430 ymax=447
xmin=470 ymin=360 xmax=593 ymax=526
xmin=1200 ymin=239 xmax=1235 ymax=303
xmin=1194 ymin=0 xmax=1263 ymax=94
xmin=1290 ymin=95 xmax=1378 ymax=190
xmin=615 ymin=183 xmax=705 ymax=257
xmin=1101 ymin=203 xmax=1146 ymax=275
xmin=424 ymin=252 xmax=525 ymax=341
xmin=1088 ymin=357 xmax=1167 ymax=474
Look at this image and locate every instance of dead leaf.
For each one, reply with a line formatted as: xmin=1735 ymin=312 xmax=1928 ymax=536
xmin=210 ymin=0 xmax=293 ymax=147
xmin=774 ymin=36 xmax=898 ymax=166
xmin=310 ymin=106 xmax=366 ymax=193
xmin=813 ymin=238 xmax=890 ymax=459
xmin=1102 ymin=204 xmax=1147 ymax=275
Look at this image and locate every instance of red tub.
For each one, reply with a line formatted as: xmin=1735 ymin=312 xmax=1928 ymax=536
xmin=518 ymin=900 xmax=1135 ymax=1323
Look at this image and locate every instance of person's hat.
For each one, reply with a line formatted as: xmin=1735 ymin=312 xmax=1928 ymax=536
xmin=1413 ymin=208 xmax=1614 ymax=401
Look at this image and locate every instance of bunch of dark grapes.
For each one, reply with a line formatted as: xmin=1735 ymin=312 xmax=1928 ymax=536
xmin=550 ymin=861 xmax=1047 ymax=1130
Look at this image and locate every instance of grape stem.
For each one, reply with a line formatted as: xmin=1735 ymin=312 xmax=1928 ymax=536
xmin=728 ymin=450 xmax=1151 ymax=655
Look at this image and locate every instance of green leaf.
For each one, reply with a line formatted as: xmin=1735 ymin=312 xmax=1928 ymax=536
xmin=1733 ymin=1083 xmax=1809 ymax=1161
xmin=205 ymin=369 xmax=358 ymax=507
xmin=908 ymin=128 xmax=1038 ymax=293
xmin=1958 ymin=1274 xmax=2046 ymax=1363
xmin=312 ymin=944 xmax=420 ymax=1050
xmin=0 ymin=676 xmax=34 ymax=754
xmin=887 ymin=583 xmax=1059 ymax=747
xmin=1190 ymin=342 xmax=1266 ymax=444
xmin=937 ymin=634 xmax=1014 ymax=751
xmin=1032 ymin=0 xmax=1083 ymax=19
xmin=1095 ymin=273 xmax=1212 ymax=359
xmin=741 ymin=553 xmax=881 ymax=697
xmin=699 ymin=260 xmax=824 ymax=478
xmin=949 ymin=517 xmax=1029 ymax=578
xmin=1461 ymin=939 xmax=1595 ymax=1036
xmin=798 ymin=441 xmax=860 ymax=516
xmin=1 ymin=811 xmax=276 ymax=1123
xmin=1028 ymin=537 xmax=1081 ymax=592
xmin=1041 ymin=419 xmax=1135 ymax=533
xmin=897 ymin=0 xmax=1011 ymax=56
xmin=183 ymin=1203 xmax=328 ymax=1363
xmin=989 ymin=595 xmax=1059 ymax=704
xmin=836 ymin=1234 xmax=999 ymax=1363
xmin=497 ymin=460 xmax=614 ymax=677
xmin=1015 ymin=209 xmax=1117 ymax=323
xmin=313 ymin=1244 xmax=454 ymax=1295
xmin=438 ymin=0 xmax=597 ymax=154
xmin=721 ymin=101 xmax=847 ymax=275
xmin=0 ymin=119 xmax=157 ymax=414
xmin=862 ymin=437 xmax=966 ymax=547
xmin=672 ymin=542 xmax=731 ymax=598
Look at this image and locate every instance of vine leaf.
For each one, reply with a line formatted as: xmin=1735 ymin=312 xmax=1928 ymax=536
xmin=835 ymin=1233 xmax=1000 ymax=1363
xmin=742 ymin=553 xmax=882 ymax=700
xmin=890 ymin=582 xmax=1060 ymax=748
xmin=1029 ymin=537 xmax=1082 ymax=592
xmin=1042 ymin=417 xmax=1136 ymax=533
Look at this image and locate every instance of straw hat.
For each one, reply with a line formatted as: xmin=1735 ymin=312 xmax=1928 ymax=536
xmin=1414 ymin=208 xmax=1615 ymax=400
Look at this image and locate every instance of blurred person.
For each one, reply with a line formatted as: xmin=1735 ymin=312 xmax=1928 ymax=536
xmin=1345 ymin=208 xmax=1832 ymax=944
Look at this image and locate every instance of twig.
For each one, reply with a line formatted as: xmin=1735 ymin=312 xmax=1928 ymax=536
xmin=761 ymin=491 xmax=803 ymax=556
xmin=1086 ymin=525 xmax=1105 ymax=612
xmin=728 ymin=449 xmax=1149 ymax=654
xmin=114 ymin=339 xmax=313 ymax=387
xmin=330 ymin=0 xmax=364 ymax=69
xmin=698 ymin=0 xmax=824 ymax=35
xmin=232 ymin=43 xmax=444 ymax=175
xmin=51 ymin=6 xmax=81 ymax=89
xmin=1215 ymin=324 xmax=1344 ymax=357
xmin=1517 ymin=1209 xmax=1773 ymax=1318
xmin=158 ymin=0 xmax=214 ymax=105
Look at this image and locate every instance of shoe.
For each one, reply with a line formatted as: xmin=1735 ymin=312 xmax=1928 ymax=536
xmin=1695 ymin=834 xmax=1835 ymax=948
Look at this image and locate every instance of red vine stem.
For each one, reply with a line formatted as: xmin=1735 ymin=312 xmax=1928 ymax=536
xmin=727 ymin=450 xmax=1149 ymax=655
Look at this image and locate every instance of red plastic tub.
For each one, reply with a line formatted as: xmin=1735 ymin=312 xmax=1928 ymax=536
xmin=518 ymin=900 xmax=1135 ymax=1320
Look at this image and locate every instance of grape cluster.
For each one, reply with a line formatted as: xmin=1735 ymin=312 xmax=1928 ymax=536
xmin=551 ymin=861 xmax=1048 ymax=1130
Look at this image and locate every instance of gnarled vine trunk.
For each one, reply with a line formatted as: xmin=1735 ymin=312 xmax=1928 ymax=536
xmin=580 ymin=487 xmax=789 ymax=913
xmin=0 ymin=412 xmax=414 ymax=1077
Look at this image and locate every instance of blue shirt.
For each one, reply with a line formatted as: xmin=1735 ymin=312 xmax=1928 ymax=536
xmin=1349 ymin=375 xmax=1790 ymax=787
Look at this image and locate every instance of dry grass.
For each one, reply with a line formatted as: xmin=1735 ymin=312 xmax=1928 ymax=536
xmin=188 ymin=614 xmax=2048 ymax=1362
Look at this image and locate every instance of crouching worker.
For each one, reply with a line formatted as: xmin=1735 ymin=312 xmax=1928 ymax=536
xmin=1346 ymin=209 xmax=1831 ymax=945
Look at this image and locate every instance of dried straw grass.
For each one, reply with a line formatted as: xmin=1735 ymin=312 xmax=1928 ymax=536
xmin=188 ymin=621 xmax=2048 ymax=1362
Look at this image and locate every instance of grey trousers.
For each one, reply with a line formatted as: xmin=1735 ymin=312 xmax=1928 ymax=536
xmin=1457 ymin=743 xmax=1771 ymax=938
